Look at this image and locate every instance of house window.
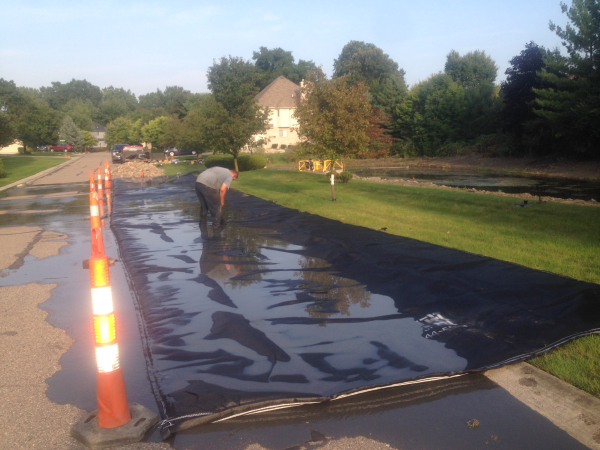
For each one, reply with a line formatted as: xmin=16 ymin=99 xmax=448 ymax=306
xmin=279 ymin=129 xmax=287 ymax=137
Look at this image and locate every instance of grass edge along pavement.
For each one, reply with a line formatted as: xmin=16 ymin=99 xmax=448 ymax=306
xmin=230 ymin=169 xmax=600 ymax=399
xmin=0 ymin=156 xmax=67 ymax=188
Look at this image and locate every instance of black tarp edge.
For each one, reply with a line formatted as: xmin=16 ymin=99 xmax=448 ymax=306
xmin=157 ymin=325 xmax=600 ymax=437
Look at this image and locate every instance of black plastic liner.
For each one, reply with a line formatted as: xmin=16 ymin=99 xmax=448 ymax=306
xmin=111 ymin=175 xmax=600 ymax=438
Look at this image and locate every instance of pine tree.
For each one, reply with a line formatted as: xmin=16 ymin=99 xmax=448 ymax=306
xmin=58 ymin=116 xmax=84 ymax=150
xmin=534 ymin=0 xmax=600 ymax=155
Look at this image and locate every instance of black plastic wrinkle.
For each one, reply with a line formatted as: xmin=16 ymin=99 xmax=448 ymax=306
xmin=110 ymin=175 xmax=600 ymax=438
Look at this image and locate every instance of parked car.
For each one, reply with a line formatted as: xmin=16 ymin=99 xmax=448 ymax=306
xmin=111 ymin=144 xmax=128 ymax=163
xmin=164 ymin=147 xmax=198 ymax=157
xmin=112 ymin=144 xmax=149 ymax=163
xmin=36 ymin=145 xmax=48 ymax=151
xmin=49 ymin=144 xmax=74 ymax=152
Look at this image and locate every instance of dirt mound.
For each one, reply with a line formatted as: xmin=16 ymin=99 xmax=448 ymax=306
xmin=111 ymin=161 xmax=164 ymax=179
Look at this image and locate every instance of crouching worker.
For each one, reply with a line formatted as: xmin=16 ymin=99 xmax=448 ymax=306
xmin=195 ymin=167 xmax=239 ymax=229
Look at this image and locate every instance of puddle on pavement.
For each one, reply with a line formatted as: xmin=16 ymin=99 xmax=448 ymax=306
xmin=353 ymin=168 xmax=600 ymax=201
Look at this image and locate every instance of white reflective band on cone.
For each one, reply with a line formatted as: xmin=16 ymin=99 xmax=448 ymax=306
xmin=92 ymin=286 xmax=114 ymax=315
xmin=95 ymin=343 xmax=120 ymax=373
xmin=90 ymin=205 xmax=99 ymax=216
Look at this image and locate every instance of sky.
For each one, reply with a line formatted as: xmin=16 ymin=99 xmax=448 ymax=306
xmin=1 ymin=0 xmax=568 ymax=97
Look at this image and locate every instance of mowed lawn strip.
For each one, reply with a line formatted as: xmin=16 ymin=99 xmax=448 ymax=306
xmin=161 ymin=161 xmax=205 ymax=177
xmin=232 ymin=169 xmax=600 ymax=397
xmin=0 ymin=156 xmax=66 ymax=188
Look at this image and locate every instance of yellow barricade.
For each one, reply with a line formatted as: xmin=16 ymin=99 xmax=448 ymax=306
xmin=298 ymin=159 xmax=344 ymax=172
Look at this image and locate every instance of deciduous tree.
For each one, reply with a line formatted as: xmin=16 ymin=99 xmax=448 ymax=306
xmin=105 ymin=117 xmax=133 ymax=148
xmin=206 ymin=56 xmax=269 ymax=171
xmin=15 ymin=98 xmax=61 ymax=151
xmin=97 ymin=87 xmax=138 ymax=124
xmin=253 ymin=47 xmax=316 ymax=90
xmin=0 ymin=79 xmax=25 ymax=147
xmin=40 ymin=79 xmax=102 ymax=109
xmin=333 ymin=41 xmax=407 ymax=116
xmin=294 ymin=68 xmax=372 ymax=161
xmin=81 ymin=130 xmax=98 ymax=150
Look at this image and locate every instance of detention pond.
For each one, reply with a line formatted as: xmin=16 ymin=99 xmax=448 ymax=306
xmin=111 ymin=174 xmax=600 ymax=438
xmin=352 ymin=168 xmax=600 ymax=201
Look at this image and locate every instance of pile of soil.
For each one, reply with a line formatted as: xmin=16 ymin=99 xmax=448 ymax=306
xmin=111 ymin=161 xmax=164 ymax=179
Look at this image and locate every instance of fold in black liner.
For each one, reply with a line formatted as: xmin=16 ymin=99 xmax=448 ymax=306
xmin=111 ymin=175 xmax=600 ymax=438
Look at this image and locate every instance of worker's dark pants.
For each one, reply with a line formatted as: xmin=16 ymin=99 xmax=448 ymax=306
xmin=195 ymin=182 xmax=223 ymax=227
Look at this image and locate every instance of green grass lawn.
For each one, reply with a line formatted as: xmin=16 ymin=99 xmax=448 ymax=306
xmin=232 ymin=169 xmax=600 ymax=396
xmin=160 ymin=161 xmax=205 ymax=177
xmin=0 ymin=156 xmax=67 ymax=187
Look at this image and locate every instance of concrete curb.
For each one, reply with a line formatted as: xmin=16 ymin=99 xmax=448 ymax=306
xmin=485 ymin=362 xmax=600 ymax=449
xmin=0 ymin=156 xmax=81 ymax=192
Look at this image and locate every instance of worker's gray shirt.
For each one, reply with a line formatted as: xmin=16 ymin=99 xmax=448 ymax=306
xmin=196 ymin=167 xmax=233 ymax=191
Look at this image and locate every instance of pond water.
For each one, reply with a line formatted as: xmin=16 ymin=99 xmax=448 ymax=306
xmin=352 ymin=168 xmax=600 ymax=201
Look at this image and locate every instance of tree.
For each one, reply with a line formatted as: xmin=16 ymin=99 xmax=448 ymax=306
xmin=81 ymin=130 xmax=98 ymax=150
xmin=500 ymin=42 xmax=548 ymax=136
xmin=206 ymin=56 xmax=270 ymax=171
xmin=444 ymin=50 xmax=500 ymax=139
xmin=177 ymin=95 xmax=218 ymax=152
xmin=58 ymin=116 xmax=84 ymax=150
xmin=533 ymin=0 xmax=600 ymax=155
xmin=15 ymin=98 xmax=61 ymax=151
xmin=252 ymin=47 xmax=316 ymax=90
xmin=139 ymin=115 xmax=180 ymax=150
xmin=445 ymin=50 xmax=498 ymax=89
xmin=0 ymin=79 xmax=25 ymax=147
xmin=60 ymin=98 xmax=98 ymax=131
xmin=96 ymin=86 xmax=138 ymax=124
xmin=105 ymin=117 xmax=132 ymax=148
xmin=294 ymin=68 xmax=372 ymax=161
xmin=333 ymin=41 xmax=407 ymax=116
xmin=361 ymin=108 xmax=395 ymax=158
xmin=40 ymin=79 xmax=102 ymax=109
xmin=395 ymin=74 xmax=467 ymax=156
xmin=128 ymin=119 xmax=145 ymax=145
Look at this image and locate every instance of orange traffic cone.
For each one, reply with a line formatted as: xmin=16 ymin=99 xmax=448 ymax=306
xmin=104 ymin=161 xmax=112 ymax=215
xmin=89 ymin=172 xmax=101 ymax=230
xmin=97 ymin=166 xmax=105 ymax=226
xmin=89 ymin=226 xmax=131 ymax=428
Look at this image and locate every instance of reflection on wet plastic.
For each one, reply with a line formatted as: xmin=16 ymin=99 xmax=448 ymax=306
xmin=110 ymin=175 xmax=600 ymax=436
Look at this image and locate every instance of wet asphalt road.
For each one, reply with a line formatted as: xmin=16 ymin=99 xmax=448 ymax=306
xmin=0 ymin=154 xmax=593 ymax=449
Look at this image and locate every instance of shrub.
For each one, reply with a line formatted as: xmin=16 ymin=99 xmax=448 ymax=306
xmin=0 ymin=158 xmax=6 ymax=178
xmin=337 ymin=171 xmax=353 ymax=183
xmin=18 ymin=147 xmax=31 ymax=155
xmin=204 ymin=154 xmax=266 ymax=172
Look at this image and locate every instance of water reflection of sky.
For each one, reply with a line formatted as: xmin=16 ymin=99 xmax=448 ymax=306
xmin=353 ymin=169 xmax=600 ymax=200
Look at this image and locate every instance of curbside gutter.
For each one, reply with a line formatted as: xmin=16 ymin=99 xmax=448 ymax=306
xmin=486 ymin=362 xmax=600 ymax=449
xmin=0 ymin=156 xmax=81 ymax=192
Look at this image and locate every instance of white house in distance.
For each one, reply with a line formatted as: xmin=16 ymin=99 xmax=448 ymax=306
xmin=90 ymin=121 xmax=106 ymax=148
xmin=254 ymin=76 xmax=301 ymax=153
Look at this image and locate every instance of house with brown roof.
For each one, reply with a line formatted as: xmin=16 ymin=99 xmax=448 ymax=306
xmin=254 ymin=76 xmax=301 ymax=153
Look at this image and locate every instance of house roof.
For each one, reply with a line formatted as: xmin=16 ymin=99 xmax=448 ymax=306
xmin=91 ymin=121 xmax=106 ymax=132
xmin=255 ymin=76 xmax=300 ymax=108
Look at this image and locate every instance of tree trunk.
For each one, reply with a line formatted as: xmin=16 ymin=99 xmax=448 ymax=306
xmin=234 ymin=155 xmax=239 ymax=172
